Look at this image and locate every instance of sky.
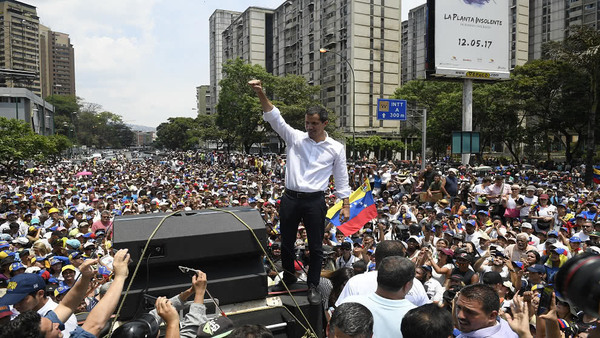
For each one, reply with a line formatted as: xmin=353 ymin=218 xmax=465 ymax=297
xmin=30 ymin=0 xmax=426 ymax=128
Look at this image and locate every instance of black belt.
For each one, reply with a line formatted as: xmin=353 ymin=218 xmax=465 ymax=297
xmin=285 ymin=189 xmax=324 ymax=199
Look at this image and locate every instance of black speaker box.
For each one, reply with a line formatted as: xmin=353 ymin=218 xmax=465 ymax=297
xmin=112 ymin=208 xmax=268 ymax=319
xmin=227 ymin=294 xmax=324 ymax=338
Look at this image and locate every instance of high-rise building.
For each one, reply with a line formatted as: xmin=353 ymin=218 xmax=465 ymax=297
xmin=510 ymin=0 xmax=529 ymax=68
xmin=401 ymin=4 xmax=427 ymax=84
xmin=209 ymin=9 xmax=241 ymax=115
xmin=565 ymin=0 xmax=599 ymax=31
xmin=222 ymin=7 xmax=274 ymax=72
xmin=39 ymin=24 xmax=75 ymax=98
xmin=528 ymin=0 xmax=599 ymax=61
xmin=196 ymin=85 xmax=211 ymax=115
xmin=0 ymin=0 xmax=41 ymax=95
xmin=528 ymin=0 xmax=566 ymax=60
xmin=215 ymin=0 xmax=403 ymax=136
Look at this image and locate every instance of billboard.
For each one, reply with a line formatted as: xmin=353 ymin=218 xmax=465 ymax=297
xmin=431 ymin=0 xmax=510 ymax=80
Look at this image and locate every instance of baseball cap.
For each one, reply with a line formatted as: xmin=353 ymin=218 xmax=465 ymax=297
xmin=340 ymin=242 xmax=352 ymax=250
xmin=69 ymin=251 xmax=82 ymax=261
xmin=569 ymin=236 xmax=582 ymax=243
xmin=61 ymin=265 xmax=76 ymax=273
xmin=439 ymin=248 xmax=454 ymax=257
xmin=521 ymin=222 xmax=533 ymax=229
xmin=407 ymin=235 xmax=422 ymax=246
xmin=197 ymin=316 xmax=235 ymax=338
xmin=527 ymin=264 xmax=545 ymax=274
xmin=9 ymin=262 xmax=25 ymax=272
xmin=54 ymin=285 xmax=70 ymax=298
xmin=0 ymin=273 xmax=46 ymax=306
xmin=421 ymin=265 xmax=433 ymax=273
xmin=482 ymin=271 xmax=503 ymax=285
xmin=455 ymin=252 xmax=471 ymax=261
xmin=66 ymin=239 xmax=81 ymax=250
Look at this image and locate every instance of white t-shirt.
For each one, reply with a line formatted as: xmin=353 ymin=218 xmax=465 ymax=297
xmin=472 ymin=184 xmax=489 ymax=206
xmin=424 ymin=278 xmax=445 ymax=302
xmin=520 ymin=195 xmax=538 ymax=218
xmin=431 ymin=262 xmax=453 ymax=286
xmin=335 ymin=270 xmax=430 ymax=307
xmin=340 ymin=292 xmax=416 ymax=338
xmin=37 ymin=298 xmax=79 ymax=338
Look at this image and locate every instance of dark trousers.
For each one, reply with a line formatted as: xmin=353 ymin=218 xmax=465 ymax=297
xmin=279 ymin=192 xmax=326 ymax=287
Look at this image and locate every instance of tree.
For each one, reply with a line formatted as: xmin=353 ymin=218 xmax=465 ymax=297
xmin=155 ymin=117 xmax=200 ymax=150
xmin=0 ymin=117 xmax=60 ymax=173
xmin=74 ymin=105 xmax=135 ymax=149
xmin=545 ymin=26 xmax=600 ymax=185
xmin=45 ymin=95 xmax=81 ymax=117
xmin=393 ymin=80 xmax=462 ymax=159
xmin=472 ymin=81 xmax=526 ymax=163
xmin=511 ymin=59 xmax=589 ymax=164
xmin=45 ymin=95 xmax=81 ymax=141
xmin=216 ymin=58 xmax=273 ymax=153
xmin=196 ymin=114 xmax=228 ymax=150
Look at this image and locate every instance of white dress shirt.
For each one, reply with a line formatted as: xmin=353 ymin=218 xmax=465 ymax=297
xmin=263 ymin=106 xmax=351 ymax=198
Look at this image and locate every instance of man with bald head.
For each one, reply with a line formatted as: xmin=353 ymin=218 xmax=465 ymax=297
xmin=504 ymin=233 xmax=536 ymax=262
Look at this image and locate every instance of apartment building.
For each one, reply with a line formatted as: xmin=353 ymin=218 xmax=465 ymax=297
xmin=196 ymin=85 xmax=211 ymax=115
xmin=0 ymin=0 xmax=40 ymax=95
xmin=209 ymin=9 xmax=241 ymax=115
xmin=39 ymin=24 xmax=75 ymax=97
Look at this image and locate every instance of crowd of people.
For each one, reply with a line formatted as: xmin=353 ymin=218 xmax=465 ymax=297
xmin=0 ymin=151 xmax=598 ymax=337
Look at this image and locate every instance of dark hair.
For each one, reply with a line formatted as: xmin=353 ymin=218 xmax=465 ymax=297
xmin=352 ymin=260 xmax=367 ymax=274
xmin=459 ymin=284 xmax=500 ymax=315
xmin=0 ymin=310 xmax=42 ymax=338
xmin=329 ymin=302 xmax=374 ymax=338
xmin=305 ymin=105 xmax=329 ymax=123
xmin=374 ymin=240 xmax=406 ymax=268
xmin=377 ymin=256 xmax=415 ymax=292
xmin=401 ymin=303 xmax=453 ymax=338
xmin=526 ymin=249 xmax=541 ymax=264
xmin=229 ymin=324 xmax=273 ymax=338
xmin=324 ymin=267 xmax=356 ymax=306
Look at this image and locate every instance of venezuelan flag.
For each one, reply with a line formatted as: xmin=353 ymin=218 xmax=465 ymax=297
xmin=594 ymin=166 xmax=600 ymax=184
xmin=327 ymin=180 xmax=378 ymax=236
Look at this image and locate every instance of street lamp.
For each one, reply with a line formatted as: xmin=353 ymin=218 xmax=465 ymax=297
xmin=319 ymin=48 xmax=356 ymax=162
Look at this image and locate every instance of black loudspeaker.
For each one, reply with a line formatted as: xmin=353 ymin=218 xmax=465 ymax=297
xmin=112 ymin=208 xmax=268 ymax=319
xmin=226 ymin=294 xmax=324 ymax=338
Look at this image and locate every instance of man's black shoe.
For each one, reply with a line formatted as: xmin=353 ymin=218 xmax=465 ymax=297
xmin=307 ymin=285 xmax=321 ymax=305
xmin=269 ymin=277 xmax=298 ymax=292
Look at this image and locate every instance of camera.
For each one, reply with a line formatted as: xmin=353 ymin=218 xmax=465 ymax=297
xmin=555 ymin=252 xmax=600 ymax=317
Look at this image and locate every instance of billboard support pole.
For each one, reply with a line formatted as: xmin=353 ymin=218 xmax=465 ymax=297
xmin=422 ymin=108 xmax=427 ymax=171
xmin=462 ymin=79 xmax=473 ymax=165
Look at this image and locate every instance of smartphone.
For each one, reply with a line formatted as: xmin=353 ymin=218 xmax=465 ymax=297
xmin=537 ymin=286 xmax=554 ymax=316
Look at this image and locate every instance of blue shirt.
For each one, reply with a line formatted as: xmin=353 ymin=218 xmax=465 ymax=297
xmin=45 ymin=310 xmax=95 ymax=338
